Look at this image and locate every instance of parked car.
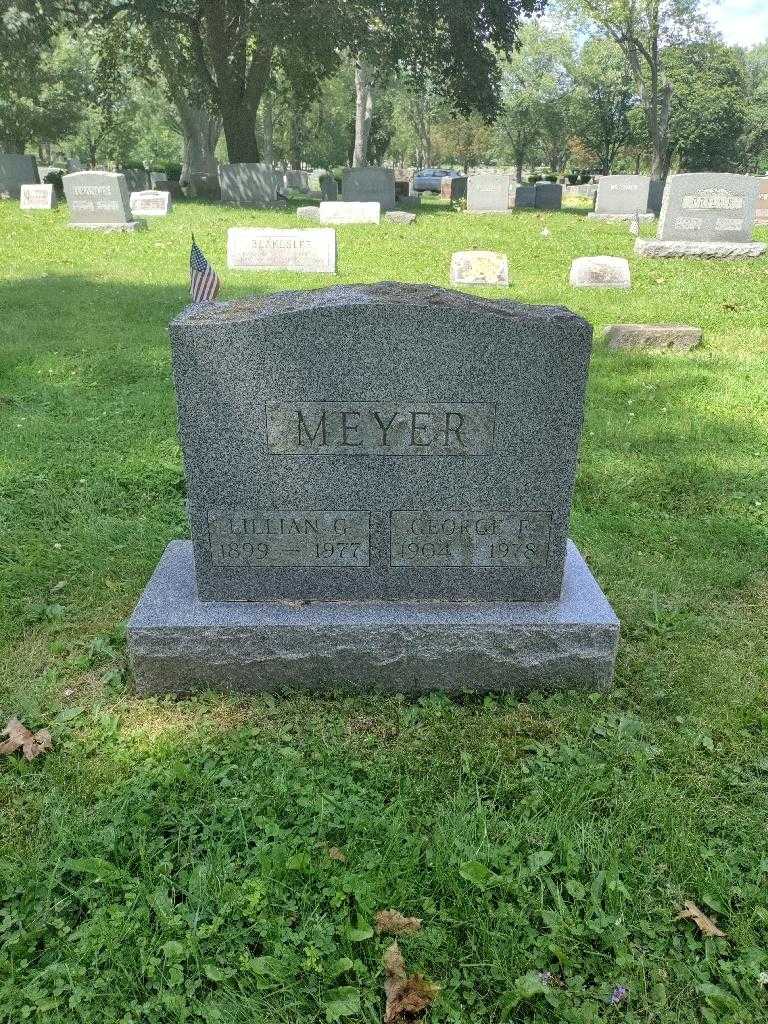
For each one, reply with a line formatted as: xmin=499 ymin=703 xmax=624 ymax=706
xmin=413 ymin=168 xmax=463 ymax=193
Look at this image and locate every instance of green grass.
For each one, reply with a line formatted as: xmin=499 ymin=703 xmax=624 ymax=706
xmin=1 ymin=194 xmax=768 ymax=1024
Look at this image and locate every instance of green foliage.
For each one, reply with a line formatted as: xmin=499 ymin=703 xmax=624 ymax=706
xmin=569 ymin=36 xmax=639 ymax=174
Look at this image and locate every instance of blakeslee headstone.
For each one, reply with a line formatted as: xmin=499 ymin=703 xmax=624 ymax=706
xmin=467 ymin=173 xmax=512 ymax=213
xmin=589 ymin=175 xmax=657 ymax=221
xmin=756 ymin=177 xmax=768 ymax=226
xmin=127 ymin=282 xmax=619 ymax=694
xmin=219 ymin=162 xmax=283 ymax=206
xmin=130 ymin=190 xmax=171 ymax=216
xmin=0 ymin=154 xmax=39 ymax=199
xmin=20 ymin=183 xmax=56 ymax=210
xmin=319 ymin=201 xmax=380 ymax=225
xmin=342 ymin=168 xmax=396 ymax=211
xmin=62 ymin=171 xmax=142 ymax=231
xmin=227 ymin=227 xmax=336 ymax=273
xmin=635 ymin=173 xmax=766 ymax=259
xmin=451 ymin=251 xmax=508 ymax=286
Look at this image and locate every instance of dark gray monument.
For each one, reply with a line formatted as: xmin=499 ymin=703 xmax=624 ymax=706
xmin=467 ymin=173 xmax=512 ymax=213
xmin=636 ymin=173 xmax=766 ymax=258
xmin=589 ymin=175 xmax=657 ymax=221
xmin=342 ymin=168 xmax=396 ymax=211
xmin=219 ymin=162 xmax=283 ymax=206
xmin=512 ymin=184 xmax=535 ymax=209
xmin=320 ymin=174 xmax=338 ymax=201
xmin=756 ymin=177 xmax=768 ymax=227
xmin=441 ymin=176 xmax=467 ymax=202
xmin=0 ymin=154 xmax=39 ymax=199
xmin=62 ymin=171 xmax=141 ymax=231
xmin=534 ymin=182 xmax=562 ymax=211
xmin=128 ymin=283 xmax=619 ymax=694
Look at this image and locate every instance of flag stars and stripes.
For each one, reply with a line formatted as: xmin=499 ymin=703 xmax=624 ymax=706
xmin=189 ymin=236 xmax=221 ymax=303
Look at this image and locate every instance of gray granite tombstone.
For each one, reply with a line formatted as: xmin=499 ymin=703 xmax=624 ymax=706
xmin=219 ymin=162 xmax=283 ymax=206
xmin=284 ymin=170 xmax=310 ymax=192
xmin=320 ymin=174 xmax=338 ymax=201
xmin=534 ymin=182 xmax=562 ymax=211
xmin=62 ymin=171 xmax=141 ymax=231
xmin=441 ymin=176 xmax=467 ymax=202
xmin=0 ymin=154 xmax=39 ymax=199
xmin=127 ymin=282 xmax=618 ymax=694
xmin=512 ymin=185 xmax=536 ymax=209
xmin=589 ymin=175 xmax=656 ymax=221
xmin=636 ymin=173 xmax=766 ymax=258
xmin=20 ymin=183 xmax=56 ymax=210
xmin=467 ymin=173 xmax=512 ymax=213
xmin=342 ymin=168 xmax=396 ymax=211
xmin=756 ymin=177 xmax=768 ymax=226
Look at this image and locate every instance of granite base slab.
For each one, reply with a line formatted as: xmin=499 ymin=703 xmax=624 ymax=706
xmin=588 ymin=212 xmax=655 ymax=222
xmin=68 ymin=220 xmax=146 ymax=231
xmin=127 ymin=540 xmax=619 ymax=695
xmin=635 ymin=238 xmax=766 ymax=259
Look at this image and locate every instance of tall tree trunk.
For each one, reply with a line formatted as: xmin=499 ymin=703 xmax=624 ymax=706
xmin=262 ymin=91 xmax=274 ymax=167
xmin=178 ymin=104 xmax=221 ymax=196
xmin=353 ymin=61 xmax=374 ymax=167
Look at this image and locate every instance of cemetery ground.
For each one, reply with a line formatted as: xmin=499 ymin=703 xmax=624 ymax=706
xmin=1 ymin=195 xmax=767 ymax=1024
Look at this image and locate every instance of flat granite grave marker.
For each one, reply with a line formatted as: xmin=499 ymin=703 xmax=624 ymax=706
xmin=62 ymin=171 xmax=142 ymax=231
xmin=451 ymin=251 xmax=508 ymax=286
xmin=467 ymin=173 xmax=512 ymax=213
xmin=570 ymin=256 xmax=631 ymax=288
xmin=605 ymin=324 xmax=702 ymax=352
xmin=219 ymin=162 xmax=283 ymax=206
xmin=635 ymin=173 xmax=766 ymax=258
xmin=127 ymin=282 xmax=619 ymax=694
xmin=318 ymin=201 xmax=380 ymax=224
xmin=0 ymin=154 xmax=39 ymax=199
xmin=227 ymin=227 xmax=336 ymax=272
xmin=589 ymin=175 xmax=657 ymax=221
xmin=130 ymin=190 xmax=171 ymax=216
xmin=342 ymin=167 xmax=396 ymax=211
xmin=20 ymin=183 xmax=56 ymax=210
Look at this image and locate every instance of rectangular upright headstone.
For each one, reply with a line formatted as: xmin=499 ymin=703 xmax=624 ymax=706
xmin=20 ymin=183 xmax=56 ymax=210
xmin=636 ymin=173 xmax=766 ymax=258
xmin=342 ymin=168 xmax=396 ymax=211
xmin=591 ymin=175 xmax=655 ymax=219
xmin=227 ymin=227 xmax=336 ymax=272
xmin=512 ymin=185 xmax=535 ymax=209
xmin=318 ymin=201 xmax=380 ymax=224
xmin=219 ymin=163 xmax=282 ymax=206
xmin=534 ymin=182 xmax=562 ymax=211
xmin=441 ymin=176 xmax=468 ymax=201
xmin=62 ymin=171 xmax=140 ymax=230
xmin=467 ymin=173 xmax=511 ymax=213
xmin=0 ymin=154 xmax=39 ymax=199
xmin=320 ymin=174 xmax=338 ymax=201
xmin=756 ymin=177 xmax=768 ymax=226
xmin=284 ymin=170 xmax=310 ymax=192
xmin=129 ymin=283 xmax=618 ymax=693
xmin=130 ymin=190 xmax=171 ymax=216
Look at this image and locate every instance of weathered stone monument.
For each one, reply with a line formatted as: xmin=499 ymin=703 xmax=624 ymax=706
xmin=20 ymin=183 xmax=56 ymax=210
xmin=589 ymin=175 xmax=657 ymax=221
xmin=756 ymin=177 xmax=768 ymax=226
xmin=635 ymin=173 xmax=766 ymax=258
xmin=127 ymin=283 xmax=619 ymax=693
xmin=441 ymin=176 xmax=467 ymax=202
xmin=219 ymin=163 xmax=283 ymax=206
xmin=320 ymin=174 xmax=338 ymax=201
xmin=227 ymin=228 xmax=336 ymax=272
xmin=570 ymin=256 xmax=631 ymax=289
xmin=451 ymin=251 xmax=509 ymax=286
xmin=0 ymin=154 xmax=39 ymax=199
xmin=62 ymin=171 xmax=141 ymax=231
xmin=130 ymin=190 xmax=171 ymax=216
xmin=342 ymin=168 xmax=396 ymax=211
xmin=284 ymin=170 xmax=310 ymax=192
xmin=318 ymin=201 xmax=380 ymax=225
xmin=534 ymin=182 xmax=562 ymax=211
xmin=605 ymin=324 xmax=702 ymax=352
xmin=467 ymin=173 xmax=512 ymax=213
xmin=512 ymin=184 xmax=536 ymax=209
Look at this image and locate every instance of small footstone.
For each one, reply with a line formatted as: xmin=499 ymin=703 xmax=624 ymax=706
xmin=297 ymin=206 xmax=320 ymax=221
xmin=570 ymin=256 xmax=630 ymax=288
xmin=605 ymin=324 xmax=702 ymax=352
xmin=451 ymin=250 xmax=508 ymax=286
xmin=634 ymin=239 xmax=767 ymax=259
xmin=385 ymin=210 xmax=416 ymax=224
xmin=587 ymin=212 xmax=655 ymax=222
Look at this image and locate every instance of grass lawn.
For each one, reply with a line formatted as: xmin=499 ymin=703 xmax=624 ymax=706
xmin=1 ymin=194 xmax=768 ymax=1024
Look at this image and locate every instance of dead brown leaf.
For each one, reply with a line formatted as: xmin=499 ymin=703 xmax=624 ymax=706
xmin=0 ymin=718 xmax=53 ymax=761
xmin=383 ymin=941 xmax=439 ymax=1023
xmin=677 ymin=901 xmax=726 ymax=938
xmin=328 ymin=847 xmax=347 ymax=862
xmin=375 ymin=910 xmax=423 ymax=935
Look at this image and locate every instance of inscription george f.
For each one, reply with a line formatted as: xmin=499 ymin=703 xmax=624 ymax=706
xmin=266 ymin=401 xmax=496 ymax=455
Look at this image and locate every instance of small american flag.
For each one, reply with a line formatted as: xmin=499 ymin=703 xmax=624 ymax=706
xmin=189 ymin=236 xmax=221 ymax=303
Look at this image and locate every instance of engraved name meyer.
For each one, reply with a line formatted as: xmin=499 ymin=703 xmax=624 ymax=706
xmin=266 ymin=401 xmax=496 ymax=456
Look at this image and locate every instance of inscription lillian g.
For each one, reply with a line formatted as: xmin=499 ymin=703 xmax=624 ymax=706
xmin=266 ymin=401 xmax=496 ymax=455
xmin=208 ymin=510 xmax=370 ymax=567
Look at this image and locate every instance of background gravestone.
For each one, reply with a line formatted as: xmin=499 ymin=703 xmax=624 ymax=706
xmin=467 ymin=173 xmax=512 ymax=213
xmin=130 ymin=190 xmax=171 ymax=216
xmin=512 ymin=185 xmax=535 ymax=209
xmin=227 ymin=227 xmax=336 ymax=272
xmin=320 ymin=174 xmax=338 ymax=201
xmin=62 ymin=171 xmax=141 ymax=231
xmin=757 ymin=177 xmax=768 ymax=226
xmin=284 ymin=170 xmax=310 ymax=192
xmin=20 ymin=184 xmax=56 ymax=210
xmin=589 ymin=175 xmax=657 ymax=220
xmin=318 ymin=201 xmax=380 ymax=224
xmin=219 ymin=162 xmax=283 ymax=206
xmin=636 ymin=173 xmax=766 ymax=258
xmin=342 ymin=168 xmax=396 ymax=211
xmin=0 ymin=154 xmax=39 ymax=199
xmin=121 ymin=168 xmax=150 ymax=192
xmin=128 ymin=283 xmax=618 ymax=693
xmin=534 ymin=182 xmax=562 ymax=211
xmin=441 ymin=176 xmax=467 ymax=202
xmin=451 ymin=251 xmax=508 ymax=285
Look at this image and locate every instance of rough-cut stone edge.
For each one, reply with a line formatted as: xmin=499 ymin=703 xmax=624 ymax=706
xmin=635 ymin=238 xmax=767 ymax=259
xmin=605 ymin=324 xmax=702 ymax=351
xmin=296 ymin=206 xmax=320 ymax=220
xmin=384 ymin=210 xmax=416 ymax=224
xmin=569 ymin=257 xmax=631 ymax=289
xmin=67 ymin=220 xmax=146 ymax=231
xmin=587 ymin=212 xmax=655 ymax=222
xmin=127 ymin=540 xmax=619 ymax=695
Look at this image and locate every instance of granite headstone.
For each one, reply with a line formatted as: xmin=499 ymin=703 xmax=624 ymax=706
xmin=130 ymin=190 xmax=171 ymax=216
xmin=128 ymin=282 xmax=619 ymax=694
xmin=441 ymin=176 xmax=468 ymax=202
xmin=0 ymin=154 xmax=39 ymax=199
xmin=320 ymin=174 xmax=338 ymax=201
xmin=534 ymin=182 xmax=562 ymax=211
xmin=756 ymin=177 xmax=768 ymax=226
xmin=20 ymin=183 xmax=56 ymax=210
xmin=467 ymin=173 xmax=512 ymax=213
xmin=62 ymin=171 xmax=140 ymax=231
xmin=219 ymin=162 xmax=283 ymax=206
xmin=227 ymin=227 xmax=336 ymax=272
xmin=451 ymin=251 xmax=508 ymax=286
xmin=342 ymin=168 xmax=395 ymax=211
xmin=570 ymin=256 xmax=631 ymax=288
xmin=589 ymin=175 xmax=657 ymax=221
xmin=512 ymin=185 xmax=536 ymax=209
xmin=318 ymin=201 xmax=380 ymax=224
